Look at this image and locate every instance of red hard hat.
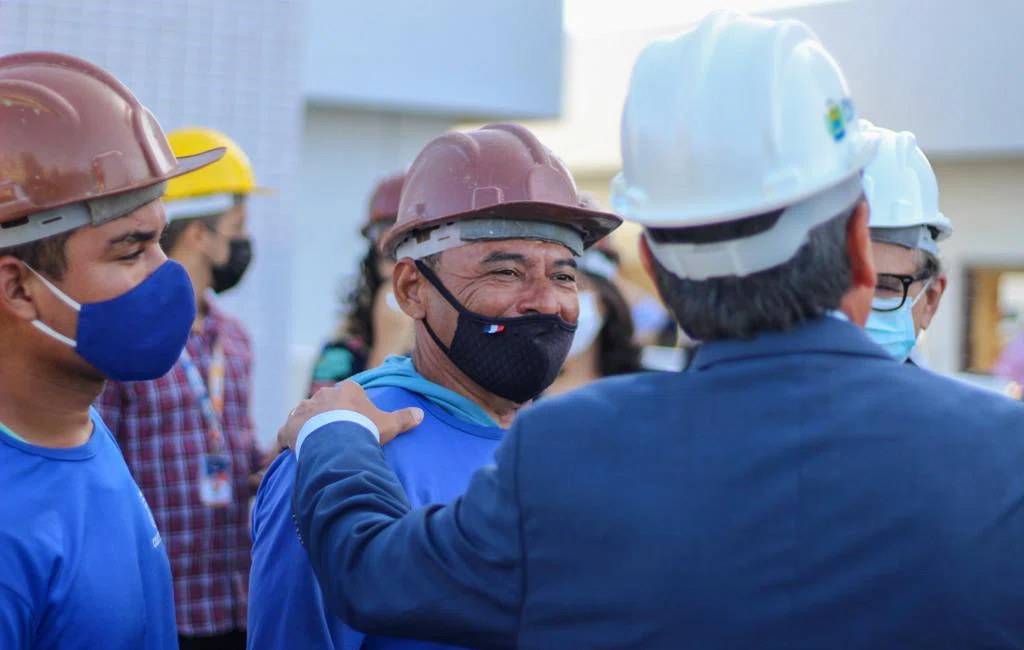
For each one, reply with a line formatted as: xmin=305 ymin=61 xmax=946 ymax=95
xmin=378 ymin=123 xmax=621 ymax=260
xmin=361 ymin=172 xmax=404 ymax=242
xmin=0 ymin=52 xmax=223 ymax=245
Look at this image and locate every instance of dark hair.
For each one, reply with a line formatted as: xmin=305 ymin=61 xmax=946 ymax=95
xmin=589 ymin=273 xmax=644 ymax=376
xmin=341 ymin=244 xmax=386 ymax=347
xmin=0 ymin=231 xmax=74 ymax=280
xmin=160 ymin=194 xmax=245 ymax=254
xmin=650 ymin=202 xmax=858 ymax=341
xmin=916 ymin=249 xmax=942 ymax=279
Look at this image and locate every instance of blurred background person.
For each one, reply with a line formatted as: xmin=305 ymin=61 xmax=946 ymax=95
xmin=96 ymin=127 xmax=265 ymax=650
xmin=579 ymin=192 xmax=673 ymax=347
xmin=309 ymin=172 xmax=415 ymax=395
xmin=545 ymin=237 xmax=644 ymax=397
xmin=861 ymin=121 xmax=952 ymax=366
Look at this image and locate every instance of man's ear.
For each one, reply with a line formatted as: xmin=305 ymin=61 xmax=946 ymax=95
xmin=393 ymin=259 xmax=426 ymax=319
xmin=0 ymin=257 xmax=41 ymax=322
xmin=847 ymin=201 xmax=876 ymax=291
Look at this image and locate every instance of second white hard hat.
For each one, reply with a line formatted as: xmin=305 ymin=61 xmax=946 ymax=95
xmin=611 ymin=10 xmax=878 ymax=280
xmin=860 ymin=120 xmax=952 ymax=254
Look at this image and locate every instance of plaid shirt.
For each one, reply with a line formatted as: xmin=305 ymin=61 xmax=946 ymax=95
xmin=96 ymin=303 xmax=257 ymax=637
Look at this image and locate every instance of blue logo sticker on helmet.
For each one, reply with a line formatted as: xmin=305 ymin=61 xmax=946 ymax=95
xmin=825 ymin=97 xmax=856 ymax=142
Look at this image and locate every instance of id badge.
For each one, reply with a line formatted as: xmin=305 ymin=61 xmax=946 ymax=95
xmin=199 ymin=453 xmax=233 ymax=508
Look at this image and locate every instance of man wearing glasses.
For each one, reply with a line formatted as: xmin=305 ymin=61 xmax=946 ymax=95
xmin=861 ymin=122 xmax=952 ymax=364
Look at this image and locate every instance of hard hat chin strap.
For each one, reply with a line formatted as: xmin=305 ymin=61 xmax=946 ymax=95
xmin=393 ymin=218 xmax=584 ymax=261
xmin=646 ymin=174 xmax=865 ymax=281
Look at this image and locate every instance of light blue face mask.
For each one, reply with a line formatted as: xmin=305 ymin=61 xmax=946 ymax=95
xmin=865 ymin=279 xmax=932 ymax=362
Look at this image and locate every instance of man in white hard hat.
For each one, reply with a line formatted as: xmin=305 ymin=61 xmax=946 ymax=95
xmin=274 ymin=11 xmax=1024 ymax=649
xmin=860 ymin=122 xmax=952 ymax=364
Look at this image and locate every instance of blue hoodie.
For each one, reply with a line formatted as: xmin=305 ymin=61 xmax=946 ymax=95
xmin=247 ymin=357 xmax=504 ymax=650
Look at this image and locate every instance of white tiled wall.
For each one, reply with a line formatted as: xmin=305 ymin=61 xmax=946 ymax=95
xmin=288 ymin=107 xmax=453 ymax=407
xmin=0 ymin=0 xmax=307 ymax=447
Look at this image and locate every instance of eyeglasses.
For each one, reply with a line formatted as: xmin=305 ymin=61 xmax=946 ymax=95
xmin=872 ymin=273 xmax=931 ymax=312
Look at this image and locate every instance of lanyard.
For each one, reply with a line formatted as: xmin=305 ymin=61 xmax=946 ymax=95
xmin=180 ymin=339 xmax=226 ymax=453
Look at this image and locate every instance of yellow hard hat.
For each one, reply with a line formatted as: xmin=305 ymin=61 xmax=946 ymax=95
xmin=163 ymin=127 xmax=269 ymax=220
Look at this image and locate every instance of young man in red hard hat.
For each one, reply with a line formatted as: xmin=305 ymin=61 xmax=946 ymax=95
xmin=247 ymin=123 xmax=620 ymax=650
xmin=0 ymin=52 xmax=223 ymax=649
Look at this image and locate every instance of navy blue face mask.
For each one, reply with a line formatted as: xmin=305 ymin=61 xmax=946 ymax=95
xmin=30 ymin=260 xmax=197 ymax=381
xmin=415 ymin=260 xmax=577 ymax=404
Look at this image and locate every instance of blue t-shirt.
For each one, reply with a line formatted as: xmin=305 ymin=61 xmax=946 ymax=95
xmin=0 ymin=409 xmax=176 ymax=650
xmin=248 ymin=386 xmax=504 ymax=650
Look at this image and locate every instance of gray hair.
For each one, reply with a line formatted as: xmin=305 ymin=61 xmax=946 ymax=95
xmin=651 ymin=202 xmax=858 ymax=341
xmin=915 ymin=249 xmax=942 ymax=279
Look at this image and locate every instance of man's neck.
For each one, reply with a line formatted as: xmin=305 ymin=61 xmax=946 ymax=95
xmin=0 ymin=352 xmax=99 ymax=448
xmin=412 ymin=340 xmax=521 ymax=428
xmin=545 ymin=349 xmax=600 ymax=398
xmin=173 ymin=250 xmax=211 ymax=322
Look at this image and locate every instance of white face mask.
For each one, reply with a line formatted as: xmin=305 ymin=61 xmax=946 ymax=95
xmin=567 ymin=291 xmax=605 ymax=359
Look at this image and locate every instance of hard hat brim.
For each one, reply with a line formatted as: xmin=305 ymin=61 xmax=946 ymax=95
xmin=616 ymin=130 xmax=881 ymax=229
xmin=168 ymin=147 xmax=228 ymax=182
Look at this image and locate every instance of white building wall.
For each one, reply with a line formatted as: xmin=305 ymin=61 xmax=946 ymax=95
xmin=288 ymin=108 xmax=453 ymax=408
xmin=0 ymin=0 xmax=307 ymax=448
xmin=303 ymin=0 xmax=563 ymax=119
xmin=922 ymin=159 xmax=1024 ymax=374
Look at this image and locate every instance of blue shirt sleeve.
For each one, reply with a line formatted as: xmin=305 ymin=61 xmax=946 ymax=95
xmin=0 ymin=582 xmax=32 ymax=650
xmin=248 ymin=452 xmax=364 ymax=650
xmin=293 ymin=420 xmax=523 ymax=650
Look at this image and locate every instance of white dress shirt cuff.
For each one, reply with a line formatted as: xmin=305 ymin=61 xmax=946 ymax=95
xmin=294 ymin=410 xmax=380 ymax=459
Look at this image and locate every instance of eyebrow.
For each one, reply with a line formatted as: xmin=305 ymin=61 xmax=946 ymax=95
xmin=480 ymin=251 xmax=528 ymax=266
xmin=106 ymin=229 xmax=158 ymax=249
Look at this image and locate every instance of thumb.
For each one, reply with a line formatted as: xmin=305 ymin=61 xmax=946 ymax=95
xmin=378 ymin=407 xmax=424 ymax=445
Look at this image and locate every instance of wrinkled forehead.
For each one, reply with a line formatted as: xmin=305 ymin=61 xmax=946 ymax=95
xmin=438 ymin=238 xmax=579 ymax=270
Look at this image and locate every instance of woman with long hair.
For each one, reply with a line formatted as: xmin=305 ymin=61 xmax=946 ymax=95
xmin=308 ymin=172 xmax=414 ymax=395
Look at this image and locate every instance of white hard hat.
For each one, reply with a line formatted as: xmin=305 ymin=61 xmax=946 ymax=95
xmin=610 ymin=10 xmax=879 ymax=280
xmin=860 ymin=120 xmax=952 ymax=254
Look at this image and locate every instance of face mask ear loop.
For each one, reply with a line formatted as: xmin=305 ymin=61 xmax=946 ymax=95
xmin=414 ymin=260 xmax=469 ymax=316
xmin=413 ymin=260 xmax=456 ymax=356
xmin=910 ymin=278 xmax=934 ymax=309
xmin=23 ymin=264 xmax=81 ymax=348
xmin=25 ymin=265 xmax=81 ymax=311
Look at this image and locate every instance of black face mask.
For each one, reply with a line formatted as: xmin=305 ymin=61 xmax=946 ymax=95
xmin=415 ymin=260 xmax=577 ymax=404
xmin=212 ymin=238 xmax=253 ymax=294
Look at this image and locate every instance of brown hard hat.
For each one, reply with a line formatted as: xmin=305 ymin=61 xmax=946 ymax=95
xmin=0 ymin=52 xmax=224 ymax=245
xmin=361 ymin=171 xmax=404 ymax=242
xmin=378 ymin=123 xmax=621 ymax=260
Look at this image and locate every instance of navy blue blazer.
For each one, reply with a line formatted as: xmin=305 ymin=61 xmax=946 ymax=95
xmin=293 ymin=316 xmax=1024 ymax=649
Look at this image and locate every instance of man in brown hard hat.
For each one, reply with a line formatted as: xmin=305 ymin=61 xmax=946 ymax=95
xmin=248 ymin=123 xmax=620 ymax=650
xmin=0 ymin=52 xmax=223 ymax=649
